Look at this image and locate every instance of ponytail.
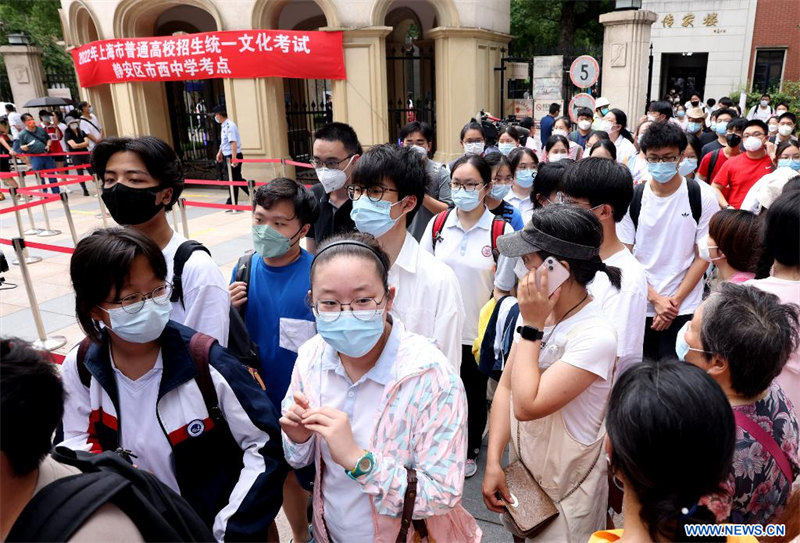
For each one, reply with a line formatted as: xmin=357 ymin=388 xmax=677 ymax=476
xmin=600 ymin=262 xmax=622 ymax=290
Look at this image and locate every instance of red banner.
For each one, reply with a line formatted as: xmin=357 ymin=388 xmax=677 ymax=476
xmin=71 ymin=30 xmax=346 ymax=87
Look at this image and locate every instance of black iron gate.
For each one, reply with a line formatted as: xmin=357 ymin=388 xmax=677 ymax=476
xmin=165 ymin=78 xmax=224 ymax=177
xmin=285 ymin=78 xmax=330 ymax=164
xmin=386 ymin=43 xmax=435 ymax=150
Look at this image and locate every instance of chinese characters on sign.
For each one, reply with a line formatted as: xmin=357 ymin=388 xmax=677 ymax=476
xmin=72 ymin=29 xmax=345 ymax=87
xmin=661 ymin=12 xmax=718 ymax=28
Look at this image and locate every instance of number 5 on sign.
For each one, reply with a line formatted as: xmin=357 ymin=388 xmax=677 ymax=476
xmin=569 ymin=55 xmax=599 ymax=89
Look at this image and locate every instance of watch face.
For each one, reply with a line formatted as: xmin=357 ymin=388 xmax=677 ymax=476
xmin=358 ymin=456 xmax=373 ymax=472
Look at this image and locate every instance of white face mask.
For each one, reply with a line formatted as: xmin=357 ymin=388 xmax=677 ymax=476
xmin=464 ymin=142 xmax=485 ymax=156
xmin=646 ymin=114 xmax=658 ymax=122
xmin=549 ymin=153 xmax=568 ymax=162
xmin=769 ymin=124 xmax=778 ymax=134
xmin=600 ymin=121 xmax=615 ymax=133
xmin=577 ymin=120 xmax=592 ymax=131
xmin=743 ymin=136 xmax=764 ymax=152
xmin=315 ymin=167 xmax=348 ymax=193
xmin=552 ymin=129 xmax=569 ymax=138
xmin=100 ymin=297 xmax=171 ymax=343
xmin=778 ymin=125 xmax=794 ymax=137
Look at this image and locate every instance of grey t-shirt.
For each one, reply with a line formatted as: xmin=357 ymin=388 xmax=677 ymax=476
xmin=408 ymin=159 xmax=452 ymax=241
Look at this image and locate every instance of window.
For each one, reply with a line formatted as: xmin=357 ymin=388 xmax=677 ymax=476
xmin=752 ymin=49 xmax=785 ymax=93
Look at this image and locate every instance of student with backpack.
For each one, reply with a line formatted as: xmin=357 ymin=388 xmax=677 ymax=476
xmin=617 ymin=122 xmax=719 ymax=360
xmin=60 ymin=228 xmax=286 ymax=541
xmin=91 ymin=137 xmax=230 ymax=346
xmin=228 ymin=178 xmax=319 ymax=543
xmin=421 ymin=154 xmax=513 ymax=478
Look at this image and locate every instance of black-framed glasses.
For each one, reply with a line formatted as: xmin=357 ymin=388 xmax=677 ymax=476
xmin=347 ymin=184 xmax=398 ymax=202
xmin=645 ymin=155 xmax=681 ymax=164
xmin=311 ymin=293 xmax=388 ymax=322
xmin=106 ymin=283 xmax=173 ymax=314
xmin=451 ymin=181 xmax=483 ymax=192
xmin=309 ymin=155 xmax=354 ymax=170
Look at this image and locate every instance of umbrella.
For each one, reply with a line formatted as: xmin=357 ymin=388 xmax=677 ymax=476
xmin=23 ymin=96 xmax=76 ymax=107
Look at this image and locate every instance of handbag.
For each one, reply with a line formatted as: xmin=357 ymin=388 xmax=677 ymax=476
xmin=396 ymin=467 xmax=436 ymax=543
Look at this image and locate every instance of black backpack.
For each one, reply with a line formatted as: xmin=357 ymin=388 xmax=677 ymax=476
xmin=170 ymin=240 xmax=260 ymax=369
xmin=629 ymin=178 xmax=702 ymax=231
xmin=5 ymin=447 xmax=214 ymax=542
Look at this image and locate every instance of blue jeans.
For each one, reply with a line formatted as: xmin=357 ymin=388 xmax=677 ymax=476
xmin=29 ymin=155 xmax=59 ymax=193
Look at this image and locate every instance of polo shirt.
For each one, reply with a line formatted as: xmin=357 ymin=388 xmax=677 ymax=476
xmin=504 ymin=190 xmax=533 ymax=224
xmin=713 ymin=153 xmax=774 ymax=209
xmin=219 ymin=118 xmax=242 ymax=157
xmin=307 ymin=183 xmax=355 ymax=244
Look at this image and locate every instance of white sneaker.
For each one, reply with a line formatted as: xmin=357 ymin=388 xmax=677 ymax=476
xmin=465 ymin=458 xmax=478 ymax=478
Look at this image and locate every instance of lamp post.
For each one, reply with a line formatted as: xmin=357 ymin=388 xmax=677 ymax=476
xmin=646 ymin=43 xmax=654 ymax=112
xmin=7 ymin=33 xmax=30 ymax=45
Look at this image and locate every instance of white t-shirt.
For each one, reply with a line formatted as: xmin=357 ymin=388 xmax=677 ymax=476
xmin=162 ymin=231 xmax=230 ymax=346
xmin=7 ymin=111 xmax=22 ymax=140
xmin=514 ymin=300 xmax=617 ymax=444
xmin=80 ymin=114 xmax=102 ymax=150
xmin=112 ymin=349 xmax=180 ymax=492
xmin=421 ymin=208 xmax=514 ymax=344
xmin=588 ymin=248 xmax=647 ymax=376
xmin=617 ymin=179 xmax=718 ymax=316
xmin=613 ymin=136 xmax=637 ymax=168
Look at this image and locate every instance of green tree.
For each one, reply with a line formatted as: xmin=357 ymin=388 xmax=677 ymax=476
xmin=510 ymin=0 xmax=613 ymax=56
xmin=0 ymin=0 xmax=72 ymax=73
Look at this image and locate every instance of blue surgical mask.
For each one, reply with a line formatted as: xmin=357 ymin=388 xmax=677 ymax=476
xmin=675 ymin=321 xmax=692 ymax=362
xmin=101 ymin=297 xmax=171 ymax=343
xmin=451 ymin=187 xmax=483 ymax=212
xmin=648 ymin=161 xmax=679 ymax=183
xmin=498 ymin=142 xmax=516 ymax=156
xmin=778 ymin=158 xmax=800 ymax=171
xmin=316 ymin=310 xmax=385 ymax=358
xmin=490 ymin=183 xmax=511 ymax=200
xmin=350 ymin=197 xmax=402 ymax=238
xmin=679 ymin=157 xmax=698 ymax=177
xmin=515 ymin=169 xmax=536 ymax=188
xmin=715 ymin=121 xmax=728 ymax=135
xmin=253 ymin=224 xmax=297 ymax=259
xmin=677 ymin=111 xmax=686 ymax=118
xmin=686 ymin=122 xmax=702 ymax=133
xmin=600 ymin=107 xmax=609 ymax=116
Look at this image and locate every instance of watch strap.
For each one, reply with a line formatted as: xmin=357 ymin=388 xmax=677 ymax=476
xmin=516 ymin=325 xmax=544 ymax=341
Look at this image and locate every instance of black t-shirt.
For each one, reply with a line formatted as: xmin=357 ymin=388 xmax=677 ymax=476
xmin=307 ymin=182 xmax=355 ymax=244
xmin=700 ymin=140 xmax=724 ymax=160
xmin=699 ymin=130 xmax=718 ymax=147
xmin=65 ymin=127 xmax=86 ymax=147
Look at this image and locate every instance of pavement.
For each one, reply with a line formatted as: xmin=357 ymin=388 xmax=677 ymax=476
xmin=0 ymin=182 xmax=513 ymax=541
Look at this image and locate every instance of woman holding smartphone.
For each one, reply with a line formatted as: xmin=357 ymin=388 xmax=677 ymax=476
xmin=482 ymin=205 xmax=621 ymax=542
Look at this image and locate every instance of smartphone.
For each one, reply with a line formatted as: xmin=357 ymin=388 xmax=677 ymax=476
xmin=535 ymin=256 xmax=570 ymax=297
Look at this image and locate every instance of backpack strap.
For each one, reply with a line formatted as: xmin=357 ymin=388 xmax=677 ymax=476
xmin=707 ymin=148 xmax=721 ymax=182
xmin=686 ymin=179 xmax=703 ymax=225
xmin=5 ymin=471 xmax=130 ymax=542
xmin=76 ymin=337 xmax=93 ymax=388
xmin=490 ymin=215 xmax=506 ymax=263
xmin=233 ymin=251 xmax=253 ymax=317
xmin=430 ymin=208 xmax=451 ymax=253
xmin=629 ymin=182 xmax=646 ymax=232
xmin=734 ymin=410 xmax=793 ymax=482
xmin=170 ymin=240 xmax=211 ymax=308
xmin=188 ymin=332 xmax=223 ymax=424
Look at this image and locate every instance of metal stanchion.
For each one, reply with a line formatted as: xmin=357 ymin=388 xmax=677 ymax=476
xmin=178 ymin=198 xmax=190 ymax=237
xmin=16 ymin=172 xmax=43 ymax=235
xmin=11 ymin=238 xmax=67 ymax=351
xmin=225 ymin=159 xmax=243 ymax=214
xmin=171 ymin=208 xmax=181 ymax=235
xmin=32 ymin=172 xmax=61 ymax=237
xmin=281 ymin=158 xmax=287 ymax=177
xmin=60 ymin=192 xmax=79 ymax=246
xmin=94 ymin=177 xmax=109 ymax=227
xmin=8 ymin=188 xmax=42 ymax=265
xmin=247 ymin=179 xmax=255 ymax=208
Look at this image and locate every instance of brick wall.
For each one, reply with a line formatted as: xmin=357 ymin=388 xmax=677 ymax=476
xmin=749 ymin=0 xmax=800 ymax=87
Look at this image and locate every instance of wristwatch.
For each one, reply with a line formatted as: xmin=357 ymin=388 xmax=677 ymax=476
xmin=346 ymin=450 xmax=375 ymax=480
xmin=516 ymin=325 xmax=544 ymax=342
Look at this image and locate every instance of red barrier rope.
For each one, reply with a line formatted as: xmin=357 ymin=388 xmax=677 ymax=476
xmin=0 ymin=151 xmax=91 ymax=158
xmin=0 ymin=171 xmax=19 ymax=179
xmin=22 ymin=165 xmax=89 ymax=176
xmin=234 ymin=158 xmax=283 ymax=164
xmin=50 ymin=352 xmax=66 ymax=364
xmin=284 ymin=160 xmax=314 ymax=168
xmin=43 ymin=174 xmax=94 ymax=181
xmin=184 ymin=178 xmax=249 ymax=187
xmin=182 ymin=200 xmax=250 ymax=212
xmin=18 ymin=176 xmax=92 ymax=192
xmin=0 ymin=238 xmax=75 ymax=254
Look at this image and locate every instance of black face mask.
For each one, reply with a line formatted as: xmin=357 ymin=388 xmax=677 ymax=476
xmin=691 ymin=101 xmax=700 ymax=106
xmin=725 ymin=133 xmax=742 ymax=148
xmin=102 ymin=183 xmax=166 ymax=225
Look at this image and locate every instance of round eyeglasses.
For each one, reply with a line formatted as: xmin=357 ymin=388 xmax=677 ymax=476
xmin=311 ymin=293 xmax=388 ymax=322
xmin=105 ymin=283 xmax=173 ymax=314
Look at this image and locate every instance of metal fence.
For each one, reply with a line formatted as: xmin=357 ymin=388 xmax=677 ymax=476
xmin=386 ymin=43 xmax=436 ymax=151
xmin=44 ymin=72 xmax=80 ymax=103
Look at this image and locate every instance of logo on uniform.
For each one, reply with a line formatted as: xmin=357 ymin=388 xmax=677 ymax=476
xmin=681 ymin=212 xmax=690 ymax=217
xmin=481 ymin=245 xmax=492 ymax=258
xmin=187 ymin=419 xmax=205 ymax=438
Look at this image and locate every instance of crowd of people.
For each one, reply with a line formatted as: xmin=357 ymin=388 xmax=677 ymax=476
xmin=1 ymin=91 xmax=799 ymax=543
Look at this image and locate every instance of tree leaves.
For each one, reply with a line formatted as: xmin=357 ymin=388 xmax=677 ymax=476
xmin=0 ymin=0 xmax=72 ymax=73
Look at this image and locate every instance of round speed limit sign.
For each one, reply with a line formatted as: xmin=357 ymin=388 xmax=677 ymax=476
xmin=569 ymin=55 xmax=600 ymax=89
xmin=568 ymin=93 xmax=596 ymax=123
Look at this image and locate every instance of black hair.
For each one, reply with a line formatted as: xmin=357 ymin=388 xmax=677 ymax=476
xmin=607 ymin=361 xmax=735 ymax=542
xmin=640 ymin=121 xmax=688 ymax=154
xmin=519 ymin=117 xmax=534 ymax=130
xmin=532 ymin=161 xmax=569 ymax=209
xmin=744 ymin=119 xmax=768 ymax=134
xmin=4 ymin=103 xmax=15 ymax=112
xmin=553 ymin=116 xmax=572 ymax=132
xmin=483 ymin=151 xmax=512 ymax=173
xmin=776 ymin=140 xmax=800 ymax=162
xmin=708 ymin=209 xmax=761 ymax=272
xmin=761 ymin=189 xmax=800 ymax=269
xmin=589 ymin=130 xmax=610 ymax=143
xmin=253 ymin=178 xmax=320 ymax=226
xmin=783 ymin=175 xmax=800 ymax=194
xmin=717 ymin=97 xmax=733 ymax=108
xmin=351 ymin=144 xmax=425 ymax=223
xmin=529 ymin=205 xmax=621 ymax=289
xmin=214 ymin=108 xmax=228 ymax=117
xmin=38 ymin=109 xmax=52 ymax=119
xmin=589 ymin=140 xmax=617 ymax=161
xmin=685 ymin=133 xmax=703 ymax=162
xmin=548 ymin=103 xmax=561 ymax=115
xmin=761 ymin=93 xmax=771 ymax=100
xmin=399 ymin=121 xmax=433 ymax=143
xmin=700 ymin=283 xmax=800 ymax=397
xmin=77 ymin=101 xmax=89 ymax=111
xmin=53 ymin=110 xmax=63 ymax=123
xmin=499 ymin=125 xmax=522 ymax=143
xmin=648 ymin=101 xmax=673 ymax=119
xmin=311 ymin=232 xmax=390 ymax=292
xmin=576 ymin=107 xmax=593 ymax=120
xmin=776 ymin=101 xmax=790 ymax=109
xmin=451 ymin=154 xmax=491 ymax=185
xmin=70 ymin=227 xmax=167 ymax=343
xmin=689 ymin=92 xmax=702 ymax=100
xmin=314 ymin=122 xmax=363 ymax=156
xmin=544 ymin=134 xmax=570 ymax=154
xmin=91 ymin=136 xmax=184 ymax=210
xmin=727 ymin=117 xmax=748 ymax=133
xmin=0 ymin=338 xmax=65 ymax=476
xmin=459 ymin=118 xmax=485 ymax=142
xmin=608 ymin=109 xmax=634 ymax=143
xmin=778 ymin=111 xmax=797 ymax=127
xmin=20 ymin=113 xmax=33 ymax=122
xmin=561 ymin=157 xmax=633 ymax=222
xmin=509 ymin=147 xmax=538 ymax=171
xmin=706 ymin=98 xmax=717 ymax=108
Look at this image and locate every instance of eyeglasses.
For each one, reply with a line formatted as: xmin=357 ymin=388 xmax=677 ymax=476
xmin=451 ymin=181 xmax=483 ymax=192
xmin=645 ymin=155 xmax=681 ymax=164
xmin=347 ymin=184 xmax=398 ymax=202
xmin=106 ymin=283 xmax=172 ymax=314
xmin=742 ymin=132 xmax=765 ymax=139
xmin=555 ymin=191 xmax=602 ymax=210
xmin=309 ymin=155 xmax=354 ymax=170
xmin=493 ymin=176 xmax=514 ymax=184
xmin=312 ymin=293 xmax=388 ymax=322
